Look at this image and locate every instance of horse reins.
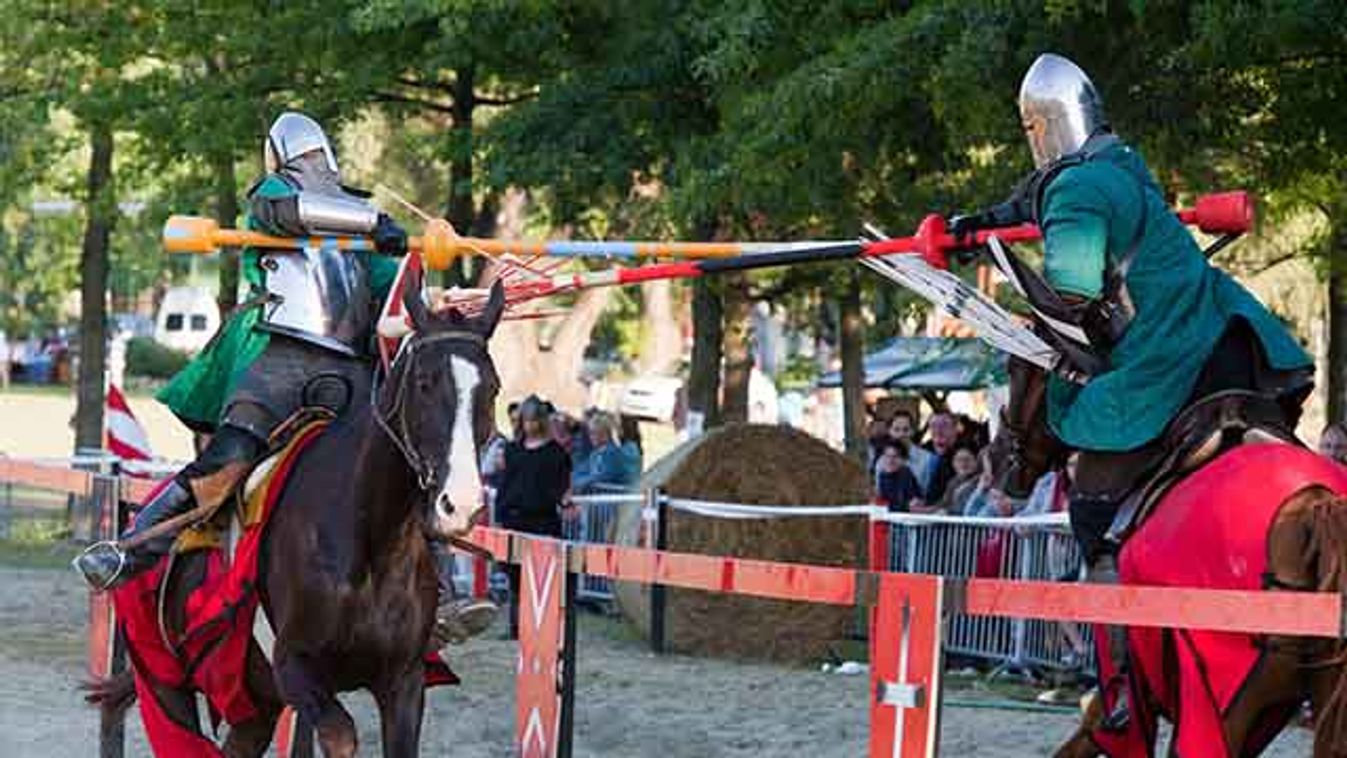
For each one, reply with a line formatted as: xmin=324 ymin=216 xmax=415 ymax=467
xmin=372 ymin=329 xmax=486 ymax=491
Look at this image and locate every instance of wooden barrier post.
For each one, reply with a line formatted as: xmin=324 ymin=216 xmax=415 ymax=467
xmin=647 ymin=487 xmax=667 ymax=654
xmin=869 ymin=573 xmax=944 ymax=758
xmin=95 ymin=473 xmax=127 ymax=758
xmin=558 ymin=570 xmax=578 ymax=758
xmin=515 ymin=534 xmax=573 ymax=758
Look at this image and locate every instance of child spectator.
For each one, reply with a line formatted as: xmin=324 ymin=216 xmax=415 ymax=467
xmin=875 ymin=442 xmax=922 ymax=513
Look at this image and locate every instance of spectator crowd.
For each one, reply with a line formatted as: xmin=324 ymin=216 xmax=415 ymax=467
xmin=866 ymin=408 xmax=1074 ymax=519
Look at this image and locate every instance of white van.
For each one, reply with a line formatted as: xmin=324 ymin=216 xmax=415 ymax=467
xmin=154 ymin=287 xmax=219 ymax=353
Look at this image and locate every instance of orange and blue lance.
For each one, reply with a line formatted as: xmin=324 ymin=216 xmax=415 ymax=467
xmin=162 ymin=215 xmax=467 ymax=270
xmin=160 ymin=215 xmax=863 ymax=267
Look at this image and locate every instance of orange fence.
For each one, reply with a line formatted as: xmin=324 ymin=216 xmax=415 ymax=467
xmin=0 ymin=460 xmax=1342 ymax=757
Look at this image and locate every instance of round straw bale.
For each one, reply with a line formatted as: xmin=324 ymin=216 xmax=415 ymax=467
xmin=612 ymin=423 xmax=870 ymax=663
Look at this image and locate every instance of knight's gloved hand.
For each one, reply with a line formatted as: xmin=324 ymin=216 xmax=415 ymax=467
xmin=947 ymin=213 xmax=986 ymax=243
xmin=373 ymin=213 xmax=408 ymax=256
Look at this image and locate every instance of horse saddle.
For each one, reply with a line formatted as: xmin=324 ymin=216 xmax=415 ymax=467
xmin=1104 ymin=390 xmax=1301 ymax=547
xmin=173 ymin=407 xmax=335 ymax=554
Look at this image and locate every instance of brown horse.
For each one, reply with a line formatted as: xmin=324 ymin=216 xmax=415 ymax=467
xmin=990 ymin=356 xmax=1347 ymax=758
xmin=89 ymin=275 xmax=504 ymax=757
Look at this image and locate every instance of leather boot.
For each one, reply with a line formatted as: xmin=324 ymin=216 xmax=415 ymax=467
xmin=73 ymin=480 xmax=196 ymax=591
xmin=429 ymin=541 xmax=498 ymax=647
xmin=1087 ymin=553 xmax=1131 ymax=731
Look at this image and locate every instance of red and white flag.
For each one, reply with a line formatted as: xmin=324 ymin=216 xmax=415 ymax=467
xmin=105 ymin=383 xmax=153 ymax=462
xmin=376 ymin=251 xmax=425 ymax=371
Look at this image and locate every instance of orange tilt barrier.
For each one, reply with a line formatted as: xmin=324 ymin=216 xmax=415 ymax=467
xmin=0 ymin=460 xmax=1342 ymax=758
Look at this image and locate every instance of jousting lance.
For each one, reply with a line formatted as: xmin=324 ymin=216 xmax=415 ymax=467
xmin=478 ymin=191 xmax=1256 ymax=301
xmin=162 ymin=190 xmax=1253 ymax=277
xmin=161 ymin=215 xmax=860 ymax=270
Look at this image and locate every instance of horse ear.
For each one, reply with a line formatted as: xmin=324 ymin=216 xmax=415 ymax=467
xmin=476 ymin=280 xmax=506 ymax=338
xmin=402 ymin=265 xmax=431 ymax=330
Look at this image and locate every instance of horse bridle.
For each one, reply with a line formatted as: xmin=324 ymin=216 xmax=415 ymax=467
xmin=372 ymin=330 xmax=487 ymax=491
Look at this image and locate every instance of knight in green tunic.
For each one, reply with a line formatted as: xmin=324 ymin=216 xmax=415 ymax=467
xmin=953 ymin=53 xmax=1314 ymax=731
xmin=955 ymin=54 xmax=1312 ymax=556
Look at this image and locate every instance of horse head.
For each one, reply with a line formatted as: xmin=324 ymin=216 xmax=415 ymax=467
xmin=985 ymin=355 xmax=1070 ymax=499
xmin=378 ymin=269 xmax=504 ymax=539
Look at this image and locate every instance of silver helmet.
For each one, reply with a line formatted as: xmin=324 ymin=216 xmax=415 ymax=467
xmin=264 ymin=112 xmax=338 ymax=174
xmin=1018 ymin=54 xmax=1108 ymax=168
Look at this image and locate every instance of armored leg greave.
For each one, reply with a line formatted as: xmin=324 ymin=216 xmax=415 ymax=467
xmin=1086 ymin=552 xmax=1131 ymax=732
xmin=73 ymin=425 xmax=266 ymax=591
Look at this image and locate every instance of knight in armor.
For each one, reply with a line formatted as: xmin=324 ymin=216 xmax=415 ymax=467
xmin=74 ymin=112 xmax=497 ymax=646
xmin=951 ymin=54 xmax=1314 ymax=727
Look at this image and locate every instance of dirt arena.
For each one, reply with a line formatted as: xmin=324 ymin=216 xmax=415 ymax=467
xmin=0 ymin=393 xmax=1317 ymax=756
xmin=0 ymin=557 xmax=1314 ymax=757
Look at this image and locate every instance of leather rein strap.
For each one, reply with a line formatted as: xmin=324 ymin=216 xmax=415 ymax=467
xmin=372 ymin=330 xmax=486 ymax=490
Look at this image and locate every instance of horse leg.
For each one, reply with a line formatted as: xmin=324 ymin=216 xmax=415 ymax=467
xmin=221 ymin=638 xmax=284 ymax=758
xmin=1260 ymin=488 xmax=1347 ymax=757
xmin=1286 ymin=488 xmax=1347 ymax=756
xmin=1052 ymin=690 xmax=1106 ymax=758
xmin=374 ymin=662 xmax=426 ymax=758
xmin=274 ymin=653 xmax=357 ymax=758
xmin=1217 ymin=645 xmax=1303 ymax=755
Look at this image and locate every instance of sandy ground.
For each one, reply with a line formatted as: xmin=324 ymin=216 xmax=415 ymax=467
xmin=0 ymin=561 xmax=1315 ymax=757
xmin=0 ymin=388 xmax=195 ymax=461
xmin=0 ymin=392 xmax=1316 ymax=755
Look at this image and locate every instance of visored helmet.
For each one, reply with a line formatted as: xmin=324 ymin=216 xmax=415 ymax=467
xmin=263 ymin=111 xmax=338 ymax=174
xmin=1018 ymin=54 xmax=1108 ymax=168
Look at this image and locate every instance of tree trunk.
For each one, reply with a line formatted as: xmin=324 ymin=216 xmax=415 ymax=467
xmin=446 ymin=66 xmax=477 ymax=287
xmin=74 ymin=122 xmax=115 ymax=452
xmin=687 ymin=278 xmax=723 ymax=428
xmin=213 ymin=151 xmax=240 ymax=314
xmin=1328 ymin=221 xmax=1347 ymax=424
xmin=637 ymin=279 xmax=681 ymax=375
xmin=720 ymin=273 xmax=753 ymax=424
xmin=840 ymin=270 xmax=866 ymax=459
xmin=687 ymin=215 xmax=724 ymax=428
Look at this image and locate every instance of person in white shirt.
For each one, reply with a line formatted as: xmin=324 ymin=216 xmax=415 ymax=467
xmin=888 ymin=410 xmax=934 ymax=491
xmin=0 ymin=331 xmax=10 ymax=390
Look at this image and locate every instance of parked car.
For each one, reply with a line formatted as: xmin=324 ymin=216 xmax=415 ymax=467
xmin=154 ymin=287 xmax=219 ymax=353
xmin=619 ymin=375 xmax=683 ymax=423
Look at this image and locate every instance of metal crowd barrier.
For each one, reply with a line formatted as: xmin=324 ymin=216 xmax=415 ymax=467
xmin=563 ymin=491 xmax=644 ymax=605
xmin=882 ymin=512 xmax=1095 ymax=677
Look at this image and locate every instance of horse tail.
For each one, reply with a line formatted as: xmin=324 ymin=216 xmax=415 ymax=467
xmin=80 ymin=669 xmax=137 ymax=723
xmin=1307 ymin=492 xmax=1347 ymax=755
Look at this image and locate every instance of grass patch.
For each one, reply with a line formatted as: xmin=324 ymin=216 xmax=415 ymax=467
xmin=0 ymin=538 xmax=80 ymax=569
xmin=0 ymin=384 xmax=77 ymax=398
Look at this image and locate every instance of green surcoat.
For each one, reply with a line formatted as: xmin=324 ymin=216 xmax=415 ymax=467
xmin=1041 ymin=142 xmax=1311 ymax=452
xmin=156 ymin=175 xmax=399 ymax=431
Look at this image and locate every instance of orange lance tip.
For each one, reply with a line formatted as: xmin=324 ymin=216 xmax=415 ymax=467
xmin=416 ymin=218 xmax=460 ymax=271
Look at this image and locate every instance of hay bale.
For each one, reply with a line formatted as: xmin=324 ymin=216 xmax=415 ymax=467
xmin=612 ymin=423 xmax=870 ymax=663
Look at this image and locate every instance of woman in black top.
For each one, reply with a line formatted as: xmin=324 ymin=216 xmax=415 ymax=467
xmin=498 ymin=396 xmax=572 ymax=637
xmin=498 ymin=397 xmax=572 ymax=537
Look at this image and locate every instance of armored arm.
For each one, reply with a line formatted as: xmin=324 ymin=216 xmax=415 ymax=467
xmin=251 ymin=189 xmax=378 ymax=238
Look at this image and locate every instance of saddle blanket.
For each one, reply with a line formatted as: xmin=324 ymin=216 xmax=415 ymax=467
xmin=1094 ymin=444 xmax=1347 ymax=757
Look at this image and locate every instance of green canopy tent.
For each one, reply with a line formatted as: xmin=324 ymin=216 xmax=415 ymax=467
xmin=815 ymin=337 xmax=1006 ymax=391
